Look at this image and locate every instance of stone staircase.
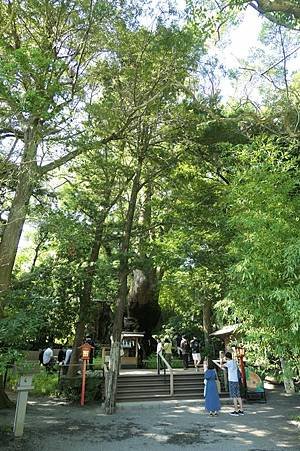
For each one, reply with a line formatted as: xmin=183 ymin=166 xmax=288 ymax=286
xmin=116 ymin=371 xmax=207 ymax=402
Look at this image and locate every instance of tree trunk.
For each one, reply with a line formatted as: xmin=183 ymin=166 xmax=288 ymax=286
xmin=127 ymin=183 xmax=162 ymax=333
xmin=104 ymin=158 xmax=143 ymax=414
xmin=128 ymin=266 xmax=162 ymax=334
xmin=67 ymin=218 xmax=105 ymax=378
xmin=0 ymin=130 xmax=38 ymax=407
xmin=0 ymin=131 xmax=38 ymax=303
xmin=280 ymin=358 xmax=296 ymax=394
xmin=203 ymin=298 xmax=213 ymax=348
xmin=0 ymin=375 xmax=14 ymax=409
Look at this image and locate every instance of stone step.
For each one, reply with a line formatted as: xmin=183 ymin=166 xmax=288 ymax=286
xmin=115 ymin=370 xmax=224 ymax=402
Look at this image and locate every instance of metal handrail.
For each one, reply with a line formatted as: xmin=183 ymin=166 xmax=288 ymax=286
xmin=158 ymin=351 xmax=174 ymax=396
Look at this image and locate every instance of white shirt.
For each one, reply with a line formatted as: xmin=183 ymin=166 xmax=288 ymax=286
xmin=156 ymin=342 xmax=162 ymax=354
xmin=43 ymin=347 xmax=53 ymax=365
xmin=224 ymin=359 xmax=239 ymax=382
xmin=64 ymin=349 xmax=72 ymax=365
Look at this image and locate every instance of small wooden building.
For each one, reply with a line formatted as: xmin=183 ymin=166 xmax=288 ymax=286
xmin=210 ymin=324 xmax=239 ymax=351
xmin=101 ymin=332 xmax=144 ymax=369
xmin=121 ymin=332 xmax=144 ymax=368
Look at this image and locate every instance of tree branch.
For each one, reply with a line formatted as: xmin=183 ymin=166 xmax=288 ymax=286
xmin=38 ymin=131 xmax=122 ymax=175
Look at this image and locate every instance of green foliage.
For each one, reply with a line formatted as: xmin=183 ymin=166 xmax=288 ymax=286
xmin=6 ymin=368 xmax=58 ymax=396
xmin=221 ymin=138 xmax=300 ymax=367
xmin=59 ymin=371 xmax=103 ymax=402
xmin=31 ymin=372 xmax=58 ymax=396
xmin=143 ymin=353 xmax=183 ymax=369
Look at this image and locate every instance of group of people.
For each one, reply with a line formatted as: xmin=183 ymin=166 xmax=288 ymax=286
xmin=179 ymin=335 xmax=202 ymax=371
xmin=39 ymin=337 xmax=95 ymax=374
xmin=156 ymin=334 xmax=203 ymax=371
xmin=39 ymin=344 xmax=73 ymax=373
xmin=156 ymin=335 xmax=244 ymax=417
xmin=204 ymin=351 xmax=244 ymax=417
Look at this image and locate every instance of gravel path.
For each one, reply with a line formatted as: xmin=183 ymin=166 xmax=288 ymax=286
xmin=0 ymin=388 xmax=299 ymax=450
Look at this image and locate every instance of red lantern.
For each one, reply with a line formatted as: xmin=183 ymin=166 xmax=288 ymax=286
xmin=80 ymin=343 xmax=92 ymax=360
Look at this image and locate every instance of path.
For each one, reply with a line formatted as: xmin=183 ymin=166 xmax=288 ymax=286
xmin=0 ymin=388 xmax=299 ymax=450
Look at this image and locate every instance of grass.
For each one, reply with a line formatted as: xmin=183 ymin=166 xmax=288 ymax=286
xmin=6 ymin=368 xmax=59 ymax=396
xmin=6 ymin=357 xmax=104 ymax=397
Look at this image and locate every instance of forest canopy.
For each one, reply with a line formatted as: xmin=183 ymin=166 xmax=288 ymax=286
xmin=0 ymin=0 xmax=299 ymax=411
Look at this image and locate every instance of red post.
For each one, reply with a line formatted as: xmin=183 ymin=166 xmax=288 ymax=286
xmin=79 ymin=342 xmax=93 ymax=406
xmin=80 ymin=359 xmax=87 ymax=406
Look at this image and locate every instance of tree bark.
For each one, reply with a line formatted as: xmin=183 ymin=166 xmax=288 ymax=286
xmin=104 ymin=158 xmax=143 ymax=414
xmin=256 ymin=0 xmax=300 ymax=19
xmin=127 ymin=182 xmax=162 ymax=334
xmin=0 ymin=128 xmax=39 ymax=306
xmin=203 ymin=298 xmax=213 ymax=348
xmin=128 ymin=267 xmax=162 ymax=333
xmin=0 ymin=128 xmax=39 ymax=409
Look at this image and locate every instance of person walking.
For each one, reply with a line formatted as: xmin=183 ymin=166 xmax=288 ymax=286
xmin=180 ymin=336 xmax=189 ymax=369
xmin=222 ymin=351 xmax=244 ymax=416
xmin=204 ymin=358 xmax=221 ymax=416
xmin=190 ymin=336 xmax=201 ymax=372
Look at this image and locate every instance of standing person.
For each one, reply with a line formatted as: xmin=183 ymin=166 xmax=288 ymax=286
xmin=163 ymin=338 xmax=172 ymax=363
xmin=43 ymin=344 xmax=54 ymax=372
xmin=57 ymin=345 xmax=66 ymax=364
xmin=190 ymin=336 xmax=201 ymax=372
xmin=204 ymin=358 xmax=221 ymax=416
xmin=175 ymin=334 xmax=182 ymax=357
xmin=38 ymin=348 xmax=45 ymax=366
xmin=180 ymin=336 xmax=189 ymax=370
xmin=156 ymin=337 xmax=163 ymax=374
xmin=61 ymin=344 xmax=72 ymax=375
xmin=222 ymin=351 xmax=244 ymax=416
xmin=64 ymin=345 xmax=72 ymax=365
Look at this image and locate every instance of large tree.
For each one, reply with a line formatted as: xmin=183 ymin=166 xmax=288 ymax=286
xmin=0 ymin=0 xmax=124 ymax=305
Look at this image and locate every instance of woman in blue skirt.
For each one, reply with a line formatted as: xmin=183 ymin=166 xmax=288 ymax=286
xmin=204 ymin=358 xmax=221 ymax=416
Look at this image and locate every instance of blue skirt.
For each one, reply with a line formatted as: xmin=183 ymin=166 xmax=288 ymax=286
xmin=204 ymin=370 xmax=221 ymax=412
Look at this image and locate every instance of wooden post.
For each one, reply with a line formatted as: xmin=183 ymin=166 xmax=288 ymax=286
xmin=80 ymin=359 xmax=87 ymax=406
xmin=13 ymin=376 xmax=34 ymax=437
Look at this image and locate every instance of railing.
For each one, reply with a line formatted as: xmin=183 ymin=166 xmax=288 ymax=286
xmin=157 ymin=351 xmax=174 ymax=396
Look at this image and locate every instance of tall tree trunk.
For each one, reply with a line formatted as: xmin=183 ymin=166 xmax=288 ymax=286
xmin=105 ymin=158 xmax=143 ymax=414
xmin=127 ymin=183 xmax=162 ymax=333
xmin=67 ymin=218 xmax=105 ymax=378
xmin=128 ymin=266 xmax=162 ymax=333
xmin=203 ymin=298 xmax=213 ymax=348
xmin=0 ymin=129 xmax=38 ymax=408
xmin=0 ymin=128 xmax=38 ymax=305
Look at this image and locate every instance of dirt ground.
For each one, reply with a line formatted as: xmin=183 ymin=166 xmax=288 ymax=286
xmin=0 ymin=387 xmax=299 ymax=451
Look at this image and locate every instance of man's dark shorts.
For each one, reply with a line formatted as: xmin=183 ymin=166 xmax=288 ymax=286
xmin=229 ymin=381 xmax=240 ymax=398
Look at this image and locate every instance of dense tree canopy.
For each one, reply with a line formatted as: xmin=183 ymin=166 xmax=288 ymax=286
xmin=0 ymin=0 xmax=299 ymax=410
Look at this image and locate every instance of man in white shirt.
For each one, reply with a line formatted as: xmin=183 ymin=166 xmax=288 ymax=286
xmin=222 ymin=351 xmax=244 ymax=416
xmin=156 ymin=337 xmax=163 ymax=374
xmin=64 ymin=346 xmax=72 ymax=366
xmin=43 ymin=345 xmax=54 ymax=372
